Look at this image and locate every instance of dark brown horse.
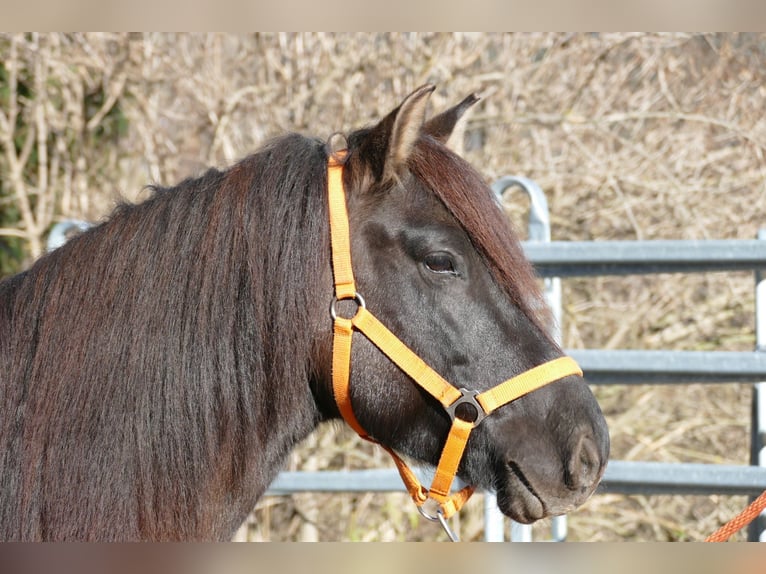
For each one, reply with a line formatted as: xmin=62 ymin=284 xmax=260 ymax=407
xmin=0 ymin=86 xmax=608 ymax=541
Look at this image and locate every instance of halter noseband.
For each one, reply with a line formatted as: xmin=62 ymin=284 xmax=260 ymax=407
xmin=326 ymin=152 xmax=582 ymax=531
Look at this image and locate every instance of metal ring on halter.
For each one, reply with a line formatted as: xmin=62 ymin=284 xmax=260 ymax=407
xmin=330 ymin=292 xmax=366 ymax=321
xmin=417 ymin=498 xmax=442 ymax=522
xmin=417 ymin=501 xmax=459 ymax=542
xmin=445 ymin=388 xmax=488 ymax=427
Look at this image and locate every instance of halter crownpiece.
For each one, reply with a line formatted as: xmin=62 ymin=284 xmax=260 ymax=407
xmin=326 ymin=152 xmax=583 ymax=534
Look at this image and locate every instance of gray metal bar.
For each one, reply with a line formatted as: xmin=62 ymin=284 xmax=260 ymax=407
xmin=492 ymin=176 xmax=550 ymax=242
xmin=46 ymin=220 xmax=91 ymax=252
xmin=266 ymin=469 xmax=406 ymax=495
xmin=599 ymin=461 xmax=766 ymax=496
xmin=750 ymin=228 xmax=766 ymax=540
xmin=523 ymin=240 xmax=766 ymax=277
xmin=510 ymin=521 xmax=532 ymax=542
xmin=751 ymin=383 xmax=766 ymax=541
xmin=482 ymin=492 xmax=505 ymax=542
xmin=570 ymin=349 xmax=766 ymax=384
xmin=494 ymin=175 xmax=560 ymax=541
xmin=266 ymin=468 xmax=470 ymax=496
xmin=266 ymin=461 xmax=766 ymax=498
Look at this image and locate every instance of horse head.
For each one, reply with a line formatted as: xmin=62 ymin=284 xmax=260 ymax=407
xmin=313 ymin=85 xmax=609 ymax=524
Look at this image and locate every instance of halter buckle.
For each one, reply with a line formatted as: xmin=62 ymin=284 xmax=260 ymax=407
xmin=445 ymin=388 xmax=488 ymax=427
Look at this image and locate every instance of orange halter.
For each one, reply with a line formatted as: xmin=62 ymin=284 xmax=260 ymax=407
xmin=327 ymin=152 xmax=582 ymax=535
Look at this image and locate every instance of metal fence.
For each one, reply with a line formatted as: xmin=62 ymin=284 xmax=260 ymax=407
xmin=47 ymin=177 xmax=766 ymax=541
xmin=269 ymin=177 xmax=766 ymax=542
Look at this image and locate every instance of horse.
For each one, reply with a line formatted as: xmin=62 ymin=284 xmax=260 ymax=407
xmin=0 ymin=85 xmax=609 ymax=541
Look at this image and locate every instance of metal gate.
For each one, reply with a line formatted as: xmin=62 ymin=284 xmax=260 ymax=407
xmin=47 ymin=176 xmax=766 ymax=541
xmin=267 ymin=176 xmax=766 ymax=541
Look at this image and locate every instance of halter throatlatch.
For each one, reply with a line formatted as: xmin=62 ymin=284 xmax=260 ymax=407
xmin=327 ymin=152 xmax=583 ymax=530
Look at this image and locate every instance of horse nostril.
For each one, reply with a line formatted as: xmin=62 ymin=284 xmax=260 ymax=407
xmin=566 ymin=435 xmax=603 ymax=492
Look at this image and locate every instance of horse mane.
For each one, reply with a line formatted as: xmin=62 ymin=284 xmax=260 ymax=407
xmin=409 ymin=135 xmax=553 ymax=336
xmin=0 ymin=133 xmax=330 ymax=539
xmin=0 ymin=119 xmax=551 ymax=540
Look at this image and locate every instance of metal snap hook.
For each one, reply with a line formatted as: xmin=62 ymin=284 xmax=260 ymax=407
xmin=417 ymin=501 xmax=460 ymax=542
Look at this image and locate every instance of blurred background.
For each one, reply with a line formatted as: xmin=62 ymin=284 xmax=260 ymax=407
xmin=1 ymin=32 xmax=765 ymax=541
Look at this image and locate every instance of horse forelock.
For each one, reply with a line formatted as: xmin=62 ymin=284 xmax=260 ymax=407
xmin=408 ymin=136 xmax=553 ymax=336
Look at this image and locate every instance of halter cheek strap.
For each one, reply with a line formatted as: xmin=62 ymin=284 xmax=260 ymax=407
xmin=326 ymin=152 xmax=582 ymax=522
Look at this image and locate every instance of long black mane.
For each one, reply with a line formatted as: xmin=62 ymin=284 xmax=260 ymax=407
xmin=0 ymin=133 xmax=330 ymax=539
xmin=0 ymin=103 xmax=607 ymax=540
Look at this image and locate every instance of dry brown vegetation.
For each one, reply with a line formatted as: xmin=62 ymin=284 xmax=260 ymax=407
xmin=2 ymin=32 xmax=765 ymax=541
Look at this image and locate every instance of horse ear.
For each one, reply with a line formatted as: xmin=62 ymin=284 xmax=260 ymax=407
xmin=384 ymin=84 xmax=435 ymax=180
xmin=422 ymin=93 xmax=481 ymax=149
xmin=358 ymin=84 xmax=435 ymax=183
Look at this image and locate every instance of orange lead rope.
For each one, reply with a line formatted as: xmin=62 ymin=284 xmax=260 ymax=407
xmin=326 ymin=152 xmax=583 ymax=539
xmin=705 ymin=490 xmax=766 ymax=542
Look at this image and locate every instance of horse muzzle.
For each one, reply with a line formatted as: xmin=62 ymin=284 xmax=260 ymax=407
xmin=492 ymin=381 xmax=610 ymax=524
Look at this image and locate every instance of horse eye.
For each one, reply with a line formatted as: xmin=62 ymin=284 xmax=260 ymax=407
xmin=424 ymin=252 xmax=457 ymax=275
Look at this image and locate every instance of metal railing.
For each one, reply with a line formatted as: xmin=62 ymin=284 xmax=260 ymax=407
xmin=267 ymin=178 xmax=766 ymax=542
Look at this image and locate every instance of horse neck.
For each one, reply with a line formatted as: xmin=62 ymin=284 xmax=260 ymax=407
xmin=0 ymin=143 xmax=331 ymax=540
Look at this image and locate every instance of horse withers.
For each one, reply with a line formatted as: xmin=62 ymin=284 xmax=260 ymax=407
xmin=0 ymin=85 xmax=608 ymax=540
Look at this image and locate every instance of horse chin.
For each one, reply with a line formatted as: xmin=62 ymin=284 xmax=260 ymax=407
xmin=494 ymin=462 xmax=546 ymax=524
xmin=493 ymin=460 xmax=603 ymax=524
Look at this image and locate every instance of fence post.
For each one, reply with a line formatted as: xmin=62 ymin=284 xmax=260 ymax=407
xmin=491 ymin=176 xmax=565 ymax=542
xmin=750 ymin=228 xmax=766 ymax=541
